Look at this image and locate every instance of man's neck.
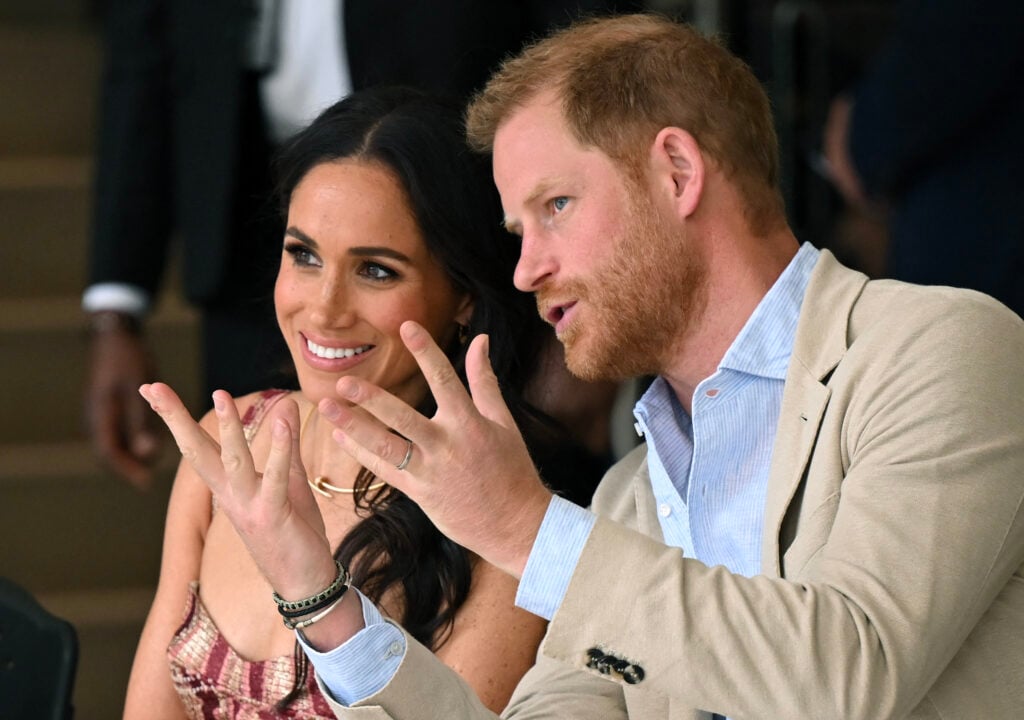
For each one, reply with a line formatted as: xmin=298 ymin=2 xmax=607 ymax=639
xmin=661 ymin=227 xmax=800 ymax=414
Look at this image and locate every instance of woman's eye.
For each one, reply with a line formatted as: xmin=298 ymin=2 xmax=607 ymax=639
xmin=360 ymin=262 xmax=397 ymax=281
xmin=551 ymin=196 xmax=569 ymax=213
xmin=284 ymin=243 xmax=321 ymax=268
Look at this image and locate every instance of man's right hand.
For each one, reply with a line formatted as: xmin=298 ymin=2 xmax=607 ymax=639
xmin=85 ymin=314 xmax=161 ymax=489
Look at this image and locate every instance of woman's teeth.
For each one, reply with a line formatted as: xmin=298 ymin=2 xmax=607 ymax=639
xmin=306 ymin=340 xmax=371 ymax=360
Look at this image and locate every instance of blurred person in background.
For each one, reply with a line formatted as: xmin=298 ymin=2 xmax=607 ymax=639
xmin=824 ymin=0 xmax=1024 ymax=317
xmin=85 ymin=0 xmax=630 ymax=488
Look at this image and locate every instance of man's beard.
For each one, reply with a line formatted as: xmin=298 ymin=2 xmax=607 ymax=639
xmin=542 ymin=192 xmax=708 ymax=382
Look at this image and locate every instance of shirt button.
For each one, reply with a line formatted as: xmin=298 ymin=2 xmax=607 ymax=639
xmin=387 ymin=641 xmax=403 ymax=657
xmin=658 ymin=503 xmax=672 ymax=517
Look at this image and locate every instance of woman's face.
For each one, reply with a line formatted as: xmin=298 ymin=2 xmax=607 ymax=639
xmin=275 ymin=159 xmax=472 ymax=405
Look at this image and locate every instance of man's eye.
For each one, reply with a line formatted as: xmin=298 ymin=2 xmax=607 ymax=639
xmin=551 ymin=196 xmax=569 ymax=212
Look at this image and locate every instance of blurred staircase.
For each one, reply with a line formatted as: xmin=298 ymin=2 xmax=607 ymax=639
xmin=0 ymin=5 xmax=201 ymax=717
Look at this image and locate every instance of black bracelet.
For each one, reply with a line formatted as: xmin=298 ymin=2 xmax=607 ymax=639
xmin=272 ymin=559 xmax=349 ymax=618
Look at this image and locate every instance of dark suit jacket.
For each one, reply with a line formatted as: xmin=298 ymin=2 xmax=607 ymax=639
xmin=89 ymin=0 xmax=621 ymax=307
xmin=849 ymin=0 xmax=1024 ymax=317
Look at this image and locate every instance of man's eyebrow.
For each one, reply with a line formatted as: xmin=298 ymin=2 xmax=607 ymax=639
xmin=502 ymin=177 xmax=567 ymax=236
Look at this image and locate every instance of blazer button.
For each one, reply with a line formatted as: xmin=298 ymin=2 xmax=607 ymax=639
xmin=622 ymin=664 xmax=645 ymax=684
xmin=585 ymin=647 xmax=604 ymax=670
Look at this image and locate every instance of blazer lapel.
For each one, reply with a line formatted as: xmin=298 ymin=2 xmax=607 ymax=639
xmin=761 ymin=250 xmax=869 ymax=576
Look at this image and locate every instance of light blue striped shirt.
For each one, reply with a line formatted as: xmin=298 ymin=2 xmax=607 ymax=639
xmin=304 ymin=242 xmax=820 ymax=709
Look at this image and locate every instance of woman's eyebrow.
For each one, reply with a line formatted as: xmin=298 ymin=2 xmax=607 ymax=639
xmin=283 ymin=231 xmax=411 ymax=264
xmin=285 ymin=226 xmax=318 ymax=248
xmin=348 ymin=246 xmax=412 ymax=263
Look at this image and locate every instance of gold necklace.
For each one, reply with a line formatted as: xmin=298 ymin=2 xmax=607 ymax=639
xmin=301 ymin=404 xmax=386 ymax=498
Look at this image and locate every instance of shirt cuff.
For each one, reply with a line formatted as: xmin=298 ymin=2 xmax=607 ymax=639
xmin=82 ymin=283 xmax=150 ymax=316
xmin=515 ymin=495 xmax=596 ymax=620
xmin=297 ymin=588 xmax=406 ymax=706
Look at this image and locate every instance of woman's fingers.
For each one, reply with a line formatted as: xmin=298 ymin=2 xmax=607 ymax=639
xmin=262 ymin=397 xmax=312 ymax=511
xmin=211 ymin=390 xmax=258 ymax=499
xmin=139 ymin=382 xmax=225 ymax=492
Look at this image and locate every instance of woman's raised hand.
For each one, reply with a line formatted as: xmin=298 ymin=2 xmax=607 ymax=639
xmin=139 ymin=383 xmax=338 ymax=600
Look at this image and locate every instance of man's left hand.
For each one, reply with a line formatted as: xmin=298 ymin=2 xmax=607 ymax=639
xmin=320 ymin=321 xmax=553 ymax=578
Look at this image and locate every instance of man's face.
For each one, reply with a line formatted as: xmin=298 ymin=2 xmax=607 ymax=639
xmin=492 ymin=93 xmax=707 ymax=381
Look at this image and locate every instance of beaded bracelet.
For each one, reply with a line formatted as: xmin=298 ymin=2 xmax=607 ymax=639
xmin=272 ymin=559 xmax=349 ymax=619
xmin=282 ymin=594 xmax=347 ymax=630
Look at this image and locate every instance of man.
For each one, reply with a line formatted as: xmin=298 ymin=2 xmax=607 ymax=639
xmin=152 ymin=13 xmax=1024 ymax=719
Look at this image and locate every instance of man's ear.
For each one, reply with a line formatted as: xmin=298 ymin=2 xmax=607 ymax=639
xmin=650 ymin=127 xmax=705 ymax=219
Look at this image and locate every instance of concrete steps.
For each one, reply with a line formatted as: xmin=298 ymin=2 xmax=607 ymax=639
xmin=0 ymin=15 xmax=200 ymax=719
xmin=0 ymin=156 xmax=92 ymax=298
xmin=0 ymin=24 xmax=99 ymax=155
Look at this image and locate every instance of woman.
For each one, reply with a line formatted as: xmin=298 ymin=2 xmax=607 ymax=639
xmin=125 ymin=87 xmax=569 ymax=718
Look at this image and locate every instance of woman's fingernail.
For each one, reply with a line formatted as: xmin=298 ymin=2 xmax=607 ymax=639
xmin=274 ymin=418 xmax=289 ymax=438
xmin=213 ymin=394 xmax=225 ymax=412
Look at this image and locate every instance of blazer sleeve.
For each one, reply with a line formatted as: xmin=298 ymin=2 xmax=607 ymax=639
xmin=849 ymin=0 xmax=1024 ymax=197
xmin=88 ymin=0 xmax=174 ymax=296
xmin=319 ymin=621 xmax=627 ymax=719
xmin=540 ymin=289 xmax=1024 ymax=719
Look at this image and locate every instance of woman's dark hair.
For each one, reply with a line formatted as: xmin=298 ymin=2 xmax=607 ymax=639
xmin=272 ymin=86 xmax=548 ymax=707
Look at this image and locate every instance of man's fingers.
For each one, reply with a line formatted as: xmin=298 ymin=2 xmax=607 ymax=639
xmin=90 ymin=394 xmax=152 ymax=488
xmin=331 ymin=376 xmax=435 ymax=448
xmin=465 ymin=334 xmax=516 ymax=428
xmin=321 ymin=398 xmax=422 ymax=475
xmin=399 ymin=320 xmax=476 ymax=415
xmin=329 ymin=423 xmax=412 ymax=496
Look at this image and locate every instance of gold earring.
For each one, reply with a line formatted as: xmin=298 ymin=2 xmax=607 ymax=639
xmin=457 ymin=323 xmax=469 ymax=345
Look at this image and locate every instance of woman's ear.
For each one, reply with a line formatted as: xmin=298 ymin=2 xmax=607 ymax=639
xmin=650 ymin=127 xmax=705 ymax=219
xmin=454 ymin=295 xmax=474 ymax=327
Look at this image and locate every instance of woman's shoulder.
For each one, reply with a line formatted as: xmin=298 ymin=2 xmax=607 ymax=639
xmin=238 ymin=389 xmax=294 ymax=430
xmin=240 ymin=388 xmax=309 ymax=441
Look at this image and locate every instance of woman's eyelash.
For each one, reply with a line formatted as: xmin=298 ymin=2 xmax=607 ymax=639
xmin=361 ymin=261 xmax=398 ymax=281
xmin=284 ymin=242 xmax=318 ymax=265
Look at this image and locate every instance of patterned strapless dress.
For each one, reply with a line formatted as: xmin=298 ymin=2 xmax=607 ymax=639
xmin=166 ymin=390 xmax=336 ymax=719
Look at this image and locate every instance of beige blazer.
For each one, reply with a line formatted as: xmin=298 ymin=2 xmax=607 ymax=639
xmin=325 ymin=251 xmax=1024 ymax=719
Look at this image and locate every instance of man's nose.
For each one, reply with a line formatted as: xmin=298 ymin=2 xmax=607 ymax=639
xmin=513 ymin=232 xmax=557 ymax=292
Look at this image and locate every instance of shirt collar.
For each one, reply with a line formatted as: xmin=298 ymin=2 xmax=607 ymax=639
xmin=718 ymin=242 xmax=819 ymax=380
xmin=635 ymin=242 xmax=819 ymax=421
